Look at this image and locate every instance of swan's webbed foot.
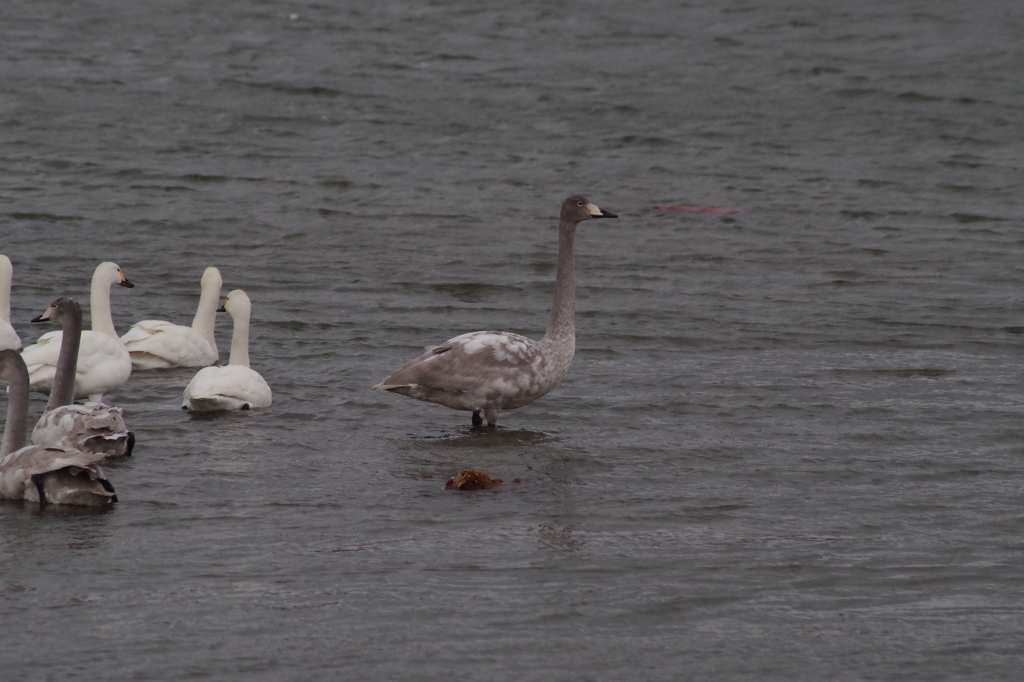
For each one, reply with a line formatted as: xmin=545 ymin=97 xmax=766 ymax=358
xmin=471 ymin=411 xmax=483 ymax=426
xmin=124 ymin=432 xmax=136 ymax=457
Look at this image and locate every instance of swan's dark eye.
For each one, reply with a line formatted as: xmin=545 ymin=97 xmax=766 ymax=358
xmin=577 ymin=201 xmax=584 ymax=206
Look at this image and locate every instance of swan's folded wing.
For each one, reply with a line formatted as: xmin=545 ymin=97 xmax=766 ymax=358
xmin=21 ymin=330 xmax=131 ymax=398
xmin=20 ymin=330 xmax=62 ymax=374
xmin=119 ymin=320 xmax=165 ymax=345
xmin=32 ymin=403 xmax=130 ymax=455
xmin=122 ymin=320 xmax=217 ymax=368
xmin=0 ymin=445 xmax=115 ymax=504
xmin=375 ymin=331 xmax=540 ymax=393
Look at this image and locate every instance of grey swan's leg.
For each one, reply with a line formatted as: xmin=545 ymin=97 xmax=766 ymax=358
xmin=472 ymin=411 xmax=483 ymax=426
xmin=484 ymin=406 xmax=500 ymax=427
xmin=31 ymin=473 xmax=47 ymax=506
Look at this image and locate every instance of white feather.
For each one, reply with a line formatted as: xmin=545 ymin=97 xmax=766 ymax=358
xmin=0 ymin=255 xmax=21 ymax=351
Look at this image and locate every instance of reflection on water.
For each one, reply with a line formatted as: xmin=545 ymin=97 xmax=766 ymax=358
xmin=410 ymin=426 xmax=561 ymax=449
xmin=390 ymin=424 xmax=605 ymax=490
xmin=0 ymin=500 xmax=116 ymax=552
xmin=537 ymin=524 xmax=585 ymax=554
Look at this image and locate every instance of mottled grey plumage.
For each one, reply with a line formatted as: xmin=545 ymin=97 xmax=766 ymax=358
xmin=0 ymin=349 xmax=117 ymax=506
xmin=29 ymin=298 xmax=133 ymax=458
xmin=374 ymin=195 xmax=617 ymax=426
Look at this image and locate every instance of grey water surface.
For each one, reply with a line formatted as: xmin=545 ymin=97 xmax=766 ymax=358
xmin=2 ymin=1 xmax=1024 ymax=680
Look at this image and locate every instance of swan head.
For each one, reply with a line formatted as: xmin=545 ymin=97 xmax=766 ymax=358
xmin=561 ymin=195 xmax=618 ymax=224
xmin=0 ymin=347 xmax=26 ymax=381
xmin=201 ymin=266 xmax=223 ymax=291
xmin=31 ymin=297 xmax=82 ymax=326
xmin=217 ymin=289 xmax=252 ymax=319
xmin=95 ymin=262 xmax=134 ymax=289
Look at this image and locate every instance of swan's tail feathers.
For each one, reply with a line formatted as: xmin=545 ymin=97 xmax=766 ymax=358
xmin=80 ymin=432 xmax=133 ymax=458
xmin=30 ymin=461 xmax=117 ymax=507
xmin=126 ymin=351 xmax=175 ymax=371
xmin=183 ymin=396 xmax=248 ymax=412
xmin=184 ymin=396 xmax=226 ymax=411
xmin=372 ymin=382 xmax=410 ymax=392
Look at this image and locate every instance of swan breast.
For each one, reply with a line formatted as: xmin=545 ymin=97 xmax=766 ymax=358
xmin=0 ymin=322 xmax=19 ymax=351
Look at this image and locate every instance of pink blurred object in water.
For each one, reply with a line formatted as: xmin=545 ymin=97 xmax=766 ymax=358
xmin=652 ymin=205 xmax=742 ymax=214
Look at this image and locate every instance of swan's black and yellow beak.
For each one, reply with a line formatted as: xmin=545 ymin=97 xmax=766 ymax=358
xmin=31 ymin=302 xmax=58 ymax=323
xmin=118 ymin=270 xmax=134 ymax=288
xmin=587 ymin=203 xmax=617 ymax=219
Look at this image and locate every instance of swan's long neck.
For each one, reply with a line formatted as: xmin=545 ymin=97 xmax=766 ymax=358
xmin=90 ymin=271 xmax=118 ymax=338
xmin=46 ymin=308 xmax=82 ymax=412
xmin=0 ymin=257 xmax=12 ymax=325
xmin=228 ymin=307 xmax=251 ymax=368
xmin=541 ymin=219 xmax=577 ymax=348
xmin=1 ymin=355 xmax=29 ymax=456
xmin=191 ymin=281 xmax=220 ymax=352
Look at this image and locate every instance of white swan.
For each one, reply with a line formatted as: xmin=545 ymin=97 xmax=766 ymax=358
xmin=20 ymin=262 xmax=134 ymax=402
xmin=0 ymin=349 xmax=117 ymax=506
xmin=30 ymin=298 xmax=134 ymax=458
xmin=121 ymin=266 xmax=222 ymax=369
xmin=0 ymin=255 xmax=21 ymax=351
xmin=182 ymin=290 xmax=272 ymax=412
xmin=373 ymin=195 xmax=617 ymax=426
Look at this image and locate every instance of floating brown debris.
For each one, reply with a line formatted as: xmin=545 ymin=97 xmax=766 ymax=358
xmin=444 ymin=470 xmax=504 ymax=491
